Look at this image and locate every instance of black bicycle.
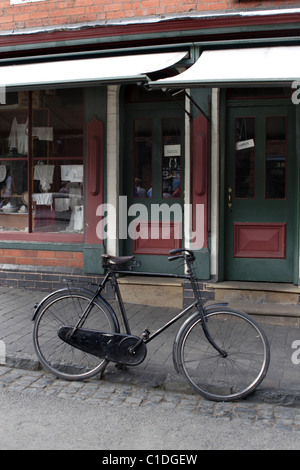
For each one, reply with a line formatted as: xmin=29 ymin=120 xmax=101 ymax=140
xmin=32 ymin=249 xmax=270 ymax=401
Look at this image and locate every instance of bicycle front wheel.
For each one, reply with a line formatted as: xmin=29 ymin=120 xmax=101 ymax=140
xmin=175 ymin=307 xmax=270 ymax=401
xmin=33 ymin=288 xmax=118 ymax=381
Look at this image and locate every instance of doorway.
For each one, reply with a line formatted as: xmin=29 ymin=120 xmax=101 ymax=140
xmin=223 ymin=102 xmax=297 ymax=282
xmin=120 ymin=88 xmax=185 ymax=273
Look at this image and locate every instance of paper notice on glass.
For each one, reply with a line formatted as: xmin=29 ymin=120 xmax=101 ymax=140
xmin=236 ymin=139 xmax=255 ymax=151
xmin=164 ymin=144 xmax=181 ymax=157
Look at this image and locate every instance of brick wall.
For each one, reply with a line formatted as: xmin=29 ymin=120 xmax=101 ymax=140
xmin=0 ymin=248 xmax=83 ymax=269
xmin=0 ymin=0 xmax=299 ymax=32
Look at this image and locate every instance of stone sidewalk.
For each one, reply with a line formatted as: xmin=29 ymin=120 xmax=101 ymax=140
xmin=0 ymin=285 xmax=300 ymax=405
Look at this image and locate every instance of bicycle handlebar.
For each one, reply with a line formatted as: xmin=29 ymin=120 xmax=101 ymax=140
xmin=168 ymin=248 xmax=195 ymax=262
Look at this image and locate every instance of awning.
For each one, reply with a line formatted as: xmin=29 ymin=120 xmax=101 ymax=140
xmin=149 ymin=46 xmax=300 ymax=88
xmin=0 ymin=51 xmax=187 ymax=90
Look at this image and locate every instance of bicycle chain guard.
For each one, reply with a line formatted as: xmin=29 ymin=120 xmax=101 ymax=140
xmin=58 ymin=327 xmax=147 ymax=366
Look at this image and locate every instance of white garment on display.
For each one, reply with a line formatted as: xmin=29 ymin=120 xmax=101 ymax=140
xmin=66 ymin=205 xmax=83 ymax=232
xmin=32 ymin=193 xmax=53 ymax=208
xmin=61 ymin=165 xmax=83 ymax=183
xmin=73 ymin=206 xmax=83 ymax=231
xmin=33 ymin=164 xmax=55 ymax=191
xmin=9 ymin=118 xmax=28 ymax=154
xmin=0 ymin=166 xmax=6 ymax=183
xmin=32 ymin=127 xmax=53 ymax=141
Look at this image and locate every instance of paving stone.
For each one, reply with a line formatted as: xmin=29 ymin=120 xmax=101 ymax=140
xmin=1 ymin=285 xmax=300 ymax=420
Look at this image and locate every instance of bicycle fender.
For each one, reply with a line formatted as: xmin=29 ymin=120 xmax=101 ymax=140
xmin=204 ymin=302 xmax=228 ymax=311
xmin=32 ymin=288 xmax=120 ymax=334
xmin=32 ymin=287 xmax=83 ymax=321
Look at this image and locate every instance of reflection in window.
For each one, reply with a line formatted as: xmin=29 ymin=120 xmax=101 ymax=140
xmin=0 ymin=89 xmax=84 ymax=233
xmin=162 ymin=118 xmax=181 ymax=198
xmin=235 ymin=117 xmax=256 ymax=198
xmin=134 ymin=119 xmax=152 ymax=198
xmin=0 ymin=160 xmax=28 ymax=230
xmin=32 ymin=161 xmax=83 ymax=232
xmin=265 ymin=116 xmax=287 ymax=199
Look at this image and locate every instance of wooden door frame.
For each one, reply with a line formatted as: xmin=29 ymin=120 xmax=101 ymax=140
xmin=218 ymin=92 xmax=300 ymax=284
xmin=119 ymin=98 xmax=186 ymax=272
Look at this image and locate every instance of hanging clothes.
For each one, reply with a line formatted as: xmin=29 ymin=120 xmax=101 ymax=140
xmin=33 ymin=164 xmax=55 ymax=192
xmin=8 ymin=118 xmax=28 ymax=155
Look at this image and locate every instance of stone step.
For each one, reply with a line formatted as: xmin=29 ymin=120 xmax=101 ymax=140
xmin=118 ymin=276 xmax=184 ymax=308
xmin=222 ymin=301 xmax=300 ymax=326
xmin=206 ymin=281 xmax=300 ymax=304
xmin=205 ymin=281 xmax=300 ymax=325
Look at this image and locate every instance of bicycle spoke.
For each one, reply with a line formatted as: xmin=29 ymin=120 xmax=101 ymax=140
xmin=33 ymin=289 xmax=118 ymax=380
xmin=175 ymin=309 xmax=270 ymax=401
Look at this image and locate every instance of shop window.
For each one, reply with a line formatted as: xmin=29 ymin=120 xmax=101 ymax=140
xmin=162 ymin=118 xmax=181 ymax=199
xmin=234 ymin=117 xmax=256 ymax=198
xmin=265 ymin=116 xmax=287 ymax=199
xmin=0 ymin=89 xmax=84 ymax=235
xmin=134 ymin=119 xmax=152 ymax=198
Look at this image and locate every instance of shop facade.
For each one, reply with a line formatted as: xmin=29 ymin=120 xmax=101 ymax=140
xmin=0 ymin=2 xmax=300 ymax=296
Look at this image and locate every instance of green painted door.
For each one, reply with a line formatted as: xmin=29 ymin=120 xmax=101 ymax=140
xmin=224 ymin=103 xmax=297 ymax=282
xmin=121 ymin=102 xmax=185 ymax=273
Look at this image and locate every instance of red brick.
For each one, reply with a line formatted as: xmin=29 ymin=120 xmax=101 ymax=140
xmin=69 ymin=259 xmax=84 ymax=268
xmin=20 ymin=250 xmax=38 ymax=258
xmin=3 ymin=249 xmax=20 ymax=257
xmin=73 ymin=252 xmax=84 ymax=260
xmin=37 ymin=251 xmax=55 ymax=259
xmin=54 ymin=251 xmax=73 ymax=259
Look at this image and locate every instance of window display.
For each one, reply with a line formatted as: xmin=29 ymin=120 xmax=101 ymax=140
xmin=0 ymin=89 xmax=84 ymax=234
xmin=162 ymin=118 xmax=181 ymax=199
xmin=134 ymin=119 xmax=152 ymax=198
xmin=235 ymin=117 xmax=256 ymax=199
xmin=265 ymin=116 xmax=287 ymax=199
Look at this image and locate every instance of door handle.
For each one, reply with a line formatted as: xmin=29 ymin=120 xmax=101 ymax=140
xmin=228 ymin=187 xmax=232 ymax=208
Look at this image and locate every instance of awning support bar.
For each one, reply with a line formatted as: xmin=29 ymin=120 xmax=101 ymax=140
xmin=184 ymin=90 xmax=210 ymax=121
xmin=162 ymin=88 xmax=192 ymax=119
xmin=162 ymin=88 xmax=210 ymax=121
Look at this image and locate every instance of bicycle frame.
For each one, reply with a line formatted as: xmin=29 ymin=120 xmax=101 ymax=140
xmin=32 ymin=250 xmax=270 ymax=400
xmin=97 ymin=266 xmax=227 ymax=357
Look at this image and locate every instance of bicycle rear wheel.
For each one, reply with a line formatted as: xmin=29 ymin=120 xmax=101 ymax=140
xmin=175 ymin=307 xmax=270 ymax=401
xmin=33 ymin=288 xmax=119 ymax=381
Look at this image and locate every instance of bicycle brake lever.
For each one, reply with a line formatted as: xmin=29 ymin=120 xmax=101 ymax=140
xmin=168 ymin=255 xmax=184 ymax=261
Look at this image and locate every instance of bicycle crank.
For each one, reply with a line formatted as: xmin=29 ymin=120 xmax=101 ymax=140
xmin=58 ymin=327 xmax=147 ymax=366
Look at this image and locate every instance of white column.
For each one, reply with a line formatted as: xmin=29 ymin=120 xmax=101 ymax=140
xmin=106 ymin=85 xmax=120 ymax=255
xmin=210 ymin=88 xmax=220 ymax=278
xmin=184 ymin=91 xmax=191 ymax=250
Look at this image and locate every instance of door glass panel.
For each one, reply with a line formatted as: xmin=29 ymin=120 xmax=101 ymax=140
xmin=235 ymin=117 xmax=256 ymax=198
xmin=162 ymin=118 xmax=181 ymax=198
xmin=134 ymin=119 xmax=152 ymax=198
xmin=265 ymin=116 xmax=287 ymax=199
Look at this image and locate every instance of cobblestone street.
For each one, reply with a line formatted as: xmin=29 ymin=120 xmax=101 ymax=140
xmin=1 ymin=365 xmax=300 ymax=434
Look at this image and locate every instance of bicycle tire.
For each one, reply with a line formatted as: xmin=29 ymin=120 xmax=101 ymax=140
xmin=174 ymin=307 xmax=270 ymax=401
xmin=33 ymin=288 xmax=119 ymax=381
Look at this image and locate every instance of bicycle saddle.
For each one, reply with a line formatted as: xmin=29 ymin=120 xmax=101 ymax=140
xmin=102 ymin=254 xmax=135 ymax=265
